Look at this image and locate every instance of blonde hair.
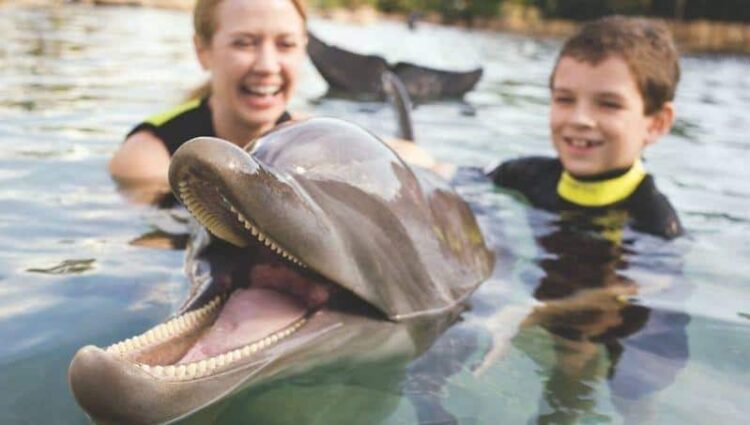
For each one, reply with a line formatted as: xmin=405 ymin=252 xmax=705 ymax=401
xmin=187 ymin=0 xmax=307 ymax=100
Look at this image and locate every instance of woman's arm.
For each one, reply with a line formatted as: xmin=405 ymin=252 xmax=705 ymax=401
xmin=385 ymin=138 xmax=456 ymax=179
xmin=108 ymin=131 xmax=172 ymax=203
xmin=109 ymin=131 xmax=171 ymax=185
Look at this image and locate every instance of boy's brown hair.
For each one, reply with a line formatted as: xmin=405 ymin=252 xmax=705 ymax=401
xmin=550 ymin=15 xmax=680 ymax=115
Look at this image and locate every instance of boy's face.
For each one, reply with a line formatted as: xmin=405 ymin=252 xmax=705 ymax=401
xmin=550 ymin=55 xmax=672 ymax=177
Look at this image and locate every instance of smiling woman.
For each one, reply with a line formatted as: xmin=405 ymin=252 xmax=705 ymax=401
xmin=108 ymin=0 xmax=308 ymax=187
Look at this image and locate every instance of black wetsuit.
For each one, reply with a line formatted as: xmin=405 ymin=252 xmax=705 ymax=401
xmin=481 ymin=157 xmax=689 ymax=421
xmin=127 ymin=97 xmax=292 ymax=155
xmin=487 ymin=156 xmax=683 ymax=239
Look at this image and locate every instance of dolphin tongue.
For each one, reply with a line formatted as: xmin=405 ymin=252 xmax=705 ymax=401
xmin=178 ymin=288 xmax=306 ymax=364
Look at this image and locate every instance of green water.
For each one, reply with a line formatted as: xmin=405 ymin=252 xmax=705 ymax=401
xmin=0 ymin=4 xmax=748 ymax=424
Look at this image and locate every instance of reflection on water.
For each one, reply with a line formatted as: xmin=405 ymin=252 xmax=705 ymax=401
xmin=27 ymin=258 xmax=96 ymax=274
xmin=518 ymin=208 xmax=690 ymax=424
xmin=0 ymin=4 xmax=748 ymax=425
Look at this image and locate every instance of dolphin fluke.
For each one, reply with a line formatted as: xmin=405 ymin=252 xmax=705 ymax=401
xmin=307 ymin=32 xmax=483 ymax=100
xmin=307 ymin=31 xmax=389 ymax=95
xmin=392 ymin=61 xmax=483 ymax=99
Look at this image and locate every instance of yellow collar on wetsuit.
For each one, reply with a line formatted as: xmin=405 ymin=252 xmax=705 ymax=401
xmin=557 ymin=160 xmax=646 ymax=207
xmin=146 ymin=98 xmax=201 ymax=126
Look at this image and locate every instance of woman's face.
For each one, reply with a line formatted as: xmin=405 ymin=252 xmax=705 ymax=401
xmin=197 ymin=0 xmax=306 ymax=136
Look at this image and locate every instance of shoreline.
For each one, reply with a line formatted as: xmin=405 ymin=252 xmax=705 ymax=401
xmin=2 ymin=0 xmax=749 ymax=55
xmin=355 ymin=6 xmax=750 ymax=55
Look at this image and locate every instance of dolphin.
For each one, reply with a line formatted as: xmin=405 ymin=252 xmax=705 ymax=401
xmin=307 ymin=32 xmax=483 ymax=101
xmin=68 ymin=117 xmax=494 ymax=424
xmin=382 ymin=70 xmax=415 ymax=141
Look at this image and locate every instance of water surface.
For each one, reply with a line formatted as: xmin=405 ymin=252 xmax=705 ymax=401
xmin=0 ymin=5 xmax=748 ymax=424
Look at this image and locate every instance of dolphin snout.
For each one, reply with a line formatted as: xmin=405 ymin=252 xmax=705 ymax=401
xmin=169 ymin=137 xmax=263 ymax=188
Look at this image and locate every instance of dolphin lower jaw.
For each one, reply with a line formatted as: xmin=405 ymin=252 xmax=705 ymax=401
xmin=68 ymin=315 xmax=341 ymax=425
xmin=69 ymin=284 xmax=379 ymax=422
xmin=100 ymin=295 xmax=310 ymax=381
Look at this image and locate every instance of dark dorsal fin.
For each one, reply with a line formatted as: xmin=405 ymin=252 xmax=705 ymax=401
xmin=381 ymin=71 xmax=415 ymax=142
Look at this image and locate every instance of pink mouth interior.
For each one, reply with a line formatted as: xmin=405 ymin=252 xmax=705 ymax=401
xmin=178 ymin=288 xmax=306 ymax=364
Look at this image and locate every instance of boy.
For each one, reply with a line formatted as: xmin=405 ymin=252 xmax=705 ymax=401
xmin=488 ymin=15 xmax=683 ymax=239
xmin=481 ymin=16 xmax=690 ymax=423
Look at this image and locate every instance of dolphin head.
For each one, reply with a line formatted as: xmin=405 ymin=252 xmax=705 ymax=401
xmin=69 ymin=118 xmax=493 ymax=424
xmin=170 ymin=117 xmax=492 ymax=319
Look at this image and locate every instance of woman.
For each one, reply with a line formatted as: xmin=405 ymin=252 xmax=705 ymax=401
xmin=109 ymin=0 xmax=308 ymax=186
xmin=109 ymin=0 xmax=440 ymax=190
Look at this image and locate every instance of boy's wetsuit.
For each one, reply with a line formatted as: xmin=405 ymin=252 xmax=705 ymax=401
xmin=487 ymin=156 xmax=683 ymax=239
xmin=127 ymin=97 xmax=292 ymax=155
xmin=484 ymin=156 xmax=688 ymax=416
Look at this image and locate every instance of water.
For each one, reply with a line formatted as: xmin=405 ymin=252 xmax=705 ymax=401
xmin=0 ymin=4 xmax=748 ymax=424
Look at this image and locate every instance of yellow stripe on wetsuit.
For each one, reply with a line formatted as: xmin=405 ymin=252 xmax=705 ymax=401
xmin=557 ymin=159 xmax=646 ymax=207
xmin=145 ymin=99 xmax=201 ymax=127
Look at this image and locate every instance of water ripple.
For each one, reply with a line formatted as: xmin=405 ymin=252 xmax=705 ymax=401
xmin=26 ymin=258 xmax=96 ymax=275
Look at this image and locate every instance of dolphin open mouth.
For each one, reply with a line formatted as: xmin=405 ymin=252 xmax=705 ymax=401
xmin=69 ymin=119 xmax=494 ymax=424
xmin=102 ymin=173 xmax=380 ymax=382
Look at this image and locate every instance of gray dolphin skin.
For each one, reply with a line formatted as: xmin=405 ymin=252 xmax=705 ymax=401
xmin=68 ymin=118 xmax=493 ymax=424
xmin=307 ymin=32 xmax=483 ymax=100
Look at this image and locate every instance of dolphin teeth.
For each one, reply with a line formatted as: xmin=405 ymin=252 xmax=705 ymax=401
xmin=105 ymin=295 xmax=222 ymax=358
xmin=186 ymin=363 xmax=197 ymax=377
xmin=226 ymin=202 xmax=307 ymax=268
xmin=136 ymin=315 xmax=310 ymax=381
xmin=216 ymin=355 xmax=227 ymax=367
xmin=164 ymin=366 xmax=176 ymax=378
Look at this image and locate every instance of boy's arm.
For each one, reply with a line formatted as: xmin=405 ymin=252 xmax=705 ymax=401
xmin=471 ymin=284 xmax=637 ymax=376
xmin=627 ymin=176 xmax=684 ymax=239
